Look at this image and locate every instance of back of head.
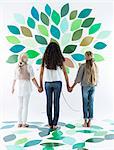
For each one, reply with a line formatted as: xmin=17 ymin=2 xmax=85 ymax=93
xmin=42 ymin=42 xmax=65 ymax=70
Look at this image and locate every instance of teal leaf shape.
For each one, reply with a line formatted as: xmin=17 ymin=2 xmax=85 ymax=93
xmin=3 ymin=134 xmax=16 ymax=142
xmin=86 ymin=138 xmax=104 ymax=143
xmin=105 ymin=134 xmax=114 ymax=140
xmin=36 ymin=58 xmax=42 ymax=64
xmin=72 ymin=29 xmax=83 ymax=41
xmin=14 ymin=13 xmax=25 ymax=24
xmin=6 ymin=36 xmax=21 ymax=44
xmin=35 ymin=35 xmax=47 ymax=45
xmin=61 ymin=3 xmax=69 ymax=17
xmin=24 ymin=140 xmax=41 ymax=147
xmin=70 ymin=10 xmax=77 ymax=20
xmin=7 ymin=145 xmax=23 ymax=150
xmin=72 ymin=142 xmax=85 ymax=149
xmin=62 ymin=137 xmax=76 ymax=145
xmin=50 ymin=25 xmax=60 ymax=39
xmin=31 ymin=6 xmax=39 ymax=21
xmin=81 ymin=18 xmax=95 ymax=28
xmin=63 ymin=45 xmax=77 ymax=54
xmin=45 ymin=4 xmax=51 ymax=16
xmin=60 ymin=18 xmax=69 ymax=33
xmin=52 ymin=130 xmax=63 ymax=137
xmin=76 ymin=130 xmax=95 ymax=133
xmin=8 ymin=25 xmax=20 ymax=34
xmin=1 ymin=124 xmax=15 ymax=129
xmin=72 ymin=54 xmax=85 ymax=61
xmin=65 ymin=123 xmax=75 ymax=129
xmin=10 ymin=45 xmax=25 ymax=53
xmin=97 ymin=31 xmax=111 ymax=39
xmin=51 ymin=10 xmax=60 ymax=25
xmin=15 ymin=138 xmax=28 ymax=145
xmin=26 ymin=50 xmax=40 ymax=58
xmin=94 ymin=42 xmax=107 ymax=49
xmin=27 ymin=17 xmax=35 ymax=29
xmin=41 ymin=12 xmax=49 ymax=26
xmin=78 ymin=8 xmax=92 ymax=18
xmin=89 ymin=23 xmax=101 ymax=34
xmin=40 ymin=142 xmax=64 ymax=147
xmin=6 ymin=55 xmax=18 ymax=64
xmin=94 ymin=54 xmax=104 ymax=62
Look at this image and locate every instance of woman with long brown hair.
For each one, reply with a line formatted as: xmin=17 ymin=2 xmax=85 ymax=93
xmin=70 ymin=51 xmax=98 ymax=127
xmin=38 ymin=42 xmax=70 ymax=129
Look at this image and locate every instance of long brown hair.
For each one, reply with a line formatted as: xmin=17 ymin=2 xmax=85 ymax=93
xmin=42 ymin=42 xmax=65 ymax=70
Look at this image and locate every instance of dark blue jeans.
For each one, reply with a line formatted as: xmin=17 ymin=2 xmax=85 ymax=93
xmin=82 ymin=86 xmax=95 ymax=119
xmin=45 ymin=81 xmax=62 ymax=126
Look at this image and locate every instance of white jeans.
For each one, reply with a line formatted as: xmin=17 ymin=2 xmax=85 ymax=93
xmin=18 ymin=95 xmax=30 ymax=124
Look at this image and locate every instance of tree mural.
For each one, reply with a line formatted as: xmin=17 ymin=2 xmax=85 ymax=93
xmin=6 ymin=3 xmax=111 ymax=73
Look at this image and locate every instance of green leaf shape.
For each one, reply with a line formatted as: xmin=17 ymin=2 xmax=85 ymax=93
xmin=6 ymin=36 xmax=21 ymax=44
xmin=80 ymin=36 xmax=94 ymax=46
xmin=105 ymin=134 xmax=114 ymax=140
xmin=89 ymin=23 xmax=101 ymax=34
xmin=14 ymin=13 xmax=25 ymax=24
xmin=70 ymin=10 xmax=77 ymax=20
xmin=24 ymin=140 xmax=41 ymax=147
xmin=71 ymin=19 xmax=82 ymax=31
xmin=38 ymin=24 xmax=49 ymax=36
xmin=50 ymin=25 xmax=60 ymax=39
xmin=21 ymin=26 xmax=32 ymax=37
xmin=15 ymin=138 xmax=28 ymax=145
xmin=76 ymin=130 xmax=95 ymax=133
xmin=94 ymin=131 xmax=107 ymax=136
xmin=72 ymin=142 xmax=85 ymax=149
xmin=97 ymin=31 xmax=111 ymax=39
xmin=27 ymin=17 xmax=35 ymax=29
xmin=26 ymin=50 xmax=40 ymax=58
xmin=61 ymin=3 xmax=69 ymax=17
xmin=81 ymin=18 xmax=95 ymax=28
xmin=86 ymin=138 xmax=104 ymax=143
xmin=94 ymin=42 xmax=107 ymax=50
xmin=52 ymin=130 xmax=63 ymax=137
xmin=65 ymin=123 xmax=75 ymax=129
xmin=41 ymin=12 xmax=49 ymax=26
xmin=72 ymin=29 xmax=83 ymax=41
xmin=94 ymin=54 xmax=104 ymax=62
xmin=35 ymin=35 xmax=47 ymax=45
xmin=40 ymin=142 xmax=64 ymax=147
xmin=66 ymin=67 xmax=70 ymax=74
xmin=48 ymin=136 xmax=64 ymax=140
xmin=61 ymin=33 xmax=71 ymax=46
xmin=78 ymin=8 xmax=92 ymax=18
xmin=43 ymin=146 xmax=54 ymax=150
xmin=7 ymin=25 xmax=20 ymax=34
xmin=63 ymin=45 xmax=77 ymax=54
xmin=51 ymin=10 xmax=60 ymax=25
xmin=6 ymin=55 xmax=18 ymax=64
xmin=64 ymin=58 xmax=74 ymax=68
xmin=36 ymin=58 xmax=42 ymax=64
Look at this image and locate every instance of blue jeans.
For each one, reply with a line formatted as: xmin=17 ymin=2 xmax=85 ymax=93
xmin=81 ymin=86 xmax=95 ymax=119
xmin=45 ymin=81 xmax=62 ymax=126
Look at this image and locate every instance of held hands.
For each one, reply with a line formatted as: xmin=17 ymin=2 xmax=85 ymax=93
xmin=38 ymin=86 xmax=43 ymax=93
xmin=12 ymin=88 xmax=15 ymax=94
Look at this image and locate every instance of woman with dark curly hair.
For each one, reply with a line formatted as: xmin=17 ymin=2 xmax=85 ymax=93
xmin=39 ymin=42 xmax=70 ymax=129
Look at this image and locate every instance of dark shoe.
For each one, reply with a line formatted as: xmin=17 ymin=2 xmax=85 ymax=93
xmin=18 ymin=124 xmax=22 ymax=128
xmin=22 ymin=124 xmax=29 ymax=128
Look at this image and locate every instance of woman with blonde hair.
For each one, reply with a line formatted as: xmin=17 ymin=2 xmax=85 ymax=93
xmin=12 ymin=53 xmax=40 ymax=127
xmin=70 ymin=51 xmax=98 ymax=127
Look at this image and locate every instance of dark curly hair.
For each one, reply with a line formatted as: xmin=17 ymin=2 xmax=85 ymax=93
xmin=42 ymin=42 xmax=65 ymax=70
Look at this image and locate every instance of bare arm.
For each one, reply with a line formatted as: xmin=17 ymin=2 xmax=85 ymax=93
xmin=12 ymin=79 xmax=16 ymax=94
xmin=39 ymin=65 xmax=44 ymax=92
xmin=32 ymin=78 xmax=39 ymax=89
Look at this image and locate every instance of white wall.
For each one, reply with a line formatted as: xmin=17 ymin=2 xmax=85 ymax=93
xmin=0 ymin=0 xmax=114 ymax=123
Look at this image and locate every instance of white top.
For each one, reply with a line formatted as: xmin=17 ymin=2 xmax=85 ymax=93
xmin=44 ymin=66 xmax=63 ymax=82
xmin=14 ymin=64 xmax=35 ymax=96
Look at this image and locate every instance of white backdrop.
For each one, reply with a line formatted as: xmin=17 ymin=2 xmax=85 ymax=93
xmin=0 ymin=0 xmax=114 ymax=123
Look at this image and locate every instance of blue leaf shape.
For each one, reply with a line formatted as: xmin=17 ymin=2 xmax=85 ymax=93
xmin=31 ymin=6 xmax=39 ymax=21
xmin=10 ymin=45 xmax=25 ymax=53
xmin=3 ymin=134 xmax=16 ymax=142
xmin=78 ymin=8 xmax=92 ymax=18
xmin=72 ymin=54 xmax=85 ymax=61
xmin=27 ymin=17 xmax=35 ymax=29
xmin=60 ymin=18 xmax=69 ymax=33
xmin=1 ymin=124 xmax=15 ymax=129
xmin=50 ymin=25 xmax=60 ymax=39
xmin=8 ymin=25 xmax=20 ymax=34
xmin=24 ymin=140 xmax=41 ymax=147
xmin=94 ymin=42 xmax=107 ymax=49
xmin=45 ymin=4 xmax=51 ymax=16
